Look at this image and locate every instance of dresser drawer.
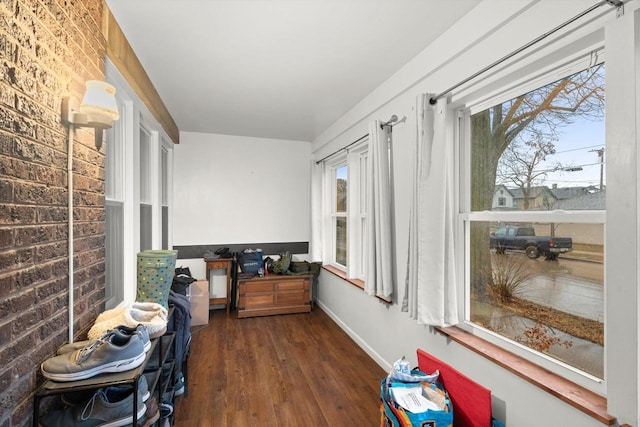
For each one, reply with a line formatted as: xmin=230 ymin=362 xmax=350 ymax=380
xmin=276 ymin=289 xmax=307 ymax=305
xmin=244 ymin=282 xmax=275 ymax=293
xmin=275 ymin=280 xmax=306 ymax=292
xmin=242 ymin=293 xmax=275 ymax=310
xmin=237 ymin=274 xmax=312 ymax=318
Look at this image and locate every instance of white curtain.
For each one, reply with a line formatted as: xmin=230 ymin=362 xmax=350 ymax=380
xmin=365 ymin=120 xmax=394 ymax=298
xmin=402 ymin=94 xmax=458 ymax=326
xmin=310 ymin=159 xmax=324 ymax=262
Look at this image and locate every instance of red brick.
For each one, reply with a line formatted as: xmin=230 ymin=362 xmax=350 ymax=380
xmin=0 ymin=248 xmax=33 ymax=271
xmin=0 ymin=0 xmax=107 ymax=423
xmin=0 ymin=228 xmax=12 ymax=249
xmin=0 ymin=204 xmax=37 ymax=224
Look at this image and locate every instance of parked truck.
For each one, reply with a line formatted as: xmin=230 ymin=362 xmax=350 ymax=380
xmin=489 ymin=225 xmax=573 ymax=260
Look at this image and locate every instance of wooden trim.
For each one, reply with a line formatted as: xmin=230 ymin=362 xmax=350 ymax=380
xmin=322 ymin=265 xmax=392 ymax=303
xmin=101 ymin=1 xmax=180 ymax=144
xmin=436 ymin=326 xmax=616 ymax=425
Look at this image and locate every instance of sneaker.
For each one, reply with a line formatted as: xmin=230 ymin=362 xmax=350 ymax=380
xmin=61 ymin=374 xmax=150 ymax=407
xmin=174 ymin=372 xmax=184 ymax=396
xmin=41 ymin=331 xmax=146 ymax=382
xmin=159 ymin=400 xmax=174 ymax=419
xmin=39 ymin=386 xmax=146 ymax=427
xmin=57 ymin=325 xmax=151 ymax=355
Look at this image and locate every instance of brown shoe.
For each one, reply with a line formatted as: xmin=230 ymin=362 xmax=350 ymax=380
xmin=139 ymin=396 xmax=160 ymax=426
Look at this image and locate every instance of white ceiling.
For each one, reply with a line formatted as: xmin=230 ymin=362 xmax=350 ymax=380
xmin=106 ymin=0 xmax=479 ymax=142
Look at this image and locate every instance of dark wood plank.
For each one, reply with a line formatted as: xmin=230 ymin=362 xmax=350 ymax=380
xmin=174 ymin=307 xmax=386 ymax=426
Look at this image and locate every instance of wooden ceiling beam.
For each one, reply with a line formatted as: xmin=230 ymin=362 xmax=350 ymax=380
xmin=101 ymin=1 xmax=180 ymax=144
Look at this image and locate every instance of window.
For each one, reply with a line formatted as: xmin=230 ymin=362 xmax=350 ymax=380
xmin=323 ymin=139 xmax=368 ymax=280
xmin=104 ymin=99 xmax=125 ymax=310
xmin=161 ymin=147 xmax=169 ymax=250
xmin=334 ymin=164 xmax=347 ymax=266
xmin=105 ymin=59 xmax=174 ymax=306
xmin=462 ymin=63 xmax=605 ymax=384
xmin=497 ymin=197 xmax=506 ymax=206
xmin=139 ymin=127 xmax=152 ymax=251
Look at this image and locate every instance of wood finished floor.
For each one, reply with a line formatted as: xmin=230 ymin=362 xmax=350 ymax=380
xmin=173 ymin=307 xmax=386 ymax=426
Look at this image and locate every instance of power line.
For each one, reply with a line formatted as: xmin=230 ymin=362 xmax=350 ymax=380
xmin=553 ymin=144 xmax=604 ymax=155
xmin=508 ymin=161 xmax=606 ymax=176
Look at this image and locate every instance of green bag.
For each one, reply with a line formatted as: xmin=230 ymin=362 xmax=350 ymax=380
xmin=289 ymin=261 xmax=311 ymax=274
xmin=270 ymin=251 xmax=292 ymax=274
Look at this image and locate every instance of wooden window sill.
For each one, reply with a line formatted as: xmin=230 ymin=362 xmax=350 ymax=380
xmin=436 ymin=326 xmax=616 ymax=425
xmin=320 ymin=266 xmax=617 ymax=424
xmin=322 ymin=265 xmax=392 ymax=303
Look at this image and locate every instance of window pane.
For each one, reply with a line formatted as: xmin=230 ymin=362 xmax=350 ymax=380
xmin=162 ymin=148 xmax=168 ymax=205
xmin=360 ymin=154 xmax=367 ymax=212
xmin=471 ymin=64 xmax=605 ymax=212
xmin=336 ymin=165 xmax=347 ymax=212
xmin=105 ymin=120 xmax=122 ymax=201
xmin=140 ymin=129 xmax=151 ymax=203
xmin=105 ymin=203 xmax=124 ymax=309
xmin=162 ymin=206 xmax=168 ymax=250
xmin=470 ymin=221 xmax=604 ymax=378
xmin=140 ymin=204 xmax=152 ymax=251
xmin=335 ymin=216 xmax=347 ymax=266
xmin=468 ymin=63 xmax=605 ymax=378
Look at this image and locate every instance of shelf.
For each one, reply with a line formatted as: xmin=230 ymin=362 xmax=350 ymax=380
xmin=33 ymin=305 xmax=181 ymax=427
xmin=143 ymin=370 xmax=161 ymax=398
xmin=145 ymin=332 xmax=175 ymax=372
xmin=36 ymin=338 xmax=159 ymax=397
xmin=160 ymin=360 xmax=176 ymax=396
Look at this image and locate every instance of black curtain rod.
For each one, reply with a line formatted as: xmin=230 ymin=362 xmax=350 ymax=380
xmin=429 ymin=0 xmax=621 ymax=105
xmin=315 ymin=134 xmax=368 ymax=164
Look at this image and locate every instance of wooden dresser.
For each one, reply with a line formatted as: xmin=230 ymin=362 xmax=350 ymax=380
xmin=237 ymin=274 xmax=311 ymax=318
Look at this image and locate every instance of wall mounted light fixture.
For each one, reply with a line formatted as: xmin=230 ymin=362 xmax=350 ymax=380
xmin=62 ymin=80 xmax=119 ymax=343
xmin=61 ymin=80 xmax=119 ymax=150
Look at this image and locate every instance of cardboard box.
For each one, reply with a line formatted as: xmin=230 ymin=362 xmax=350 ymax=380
xmin=190 ymin=280 xmax=210 ymax=326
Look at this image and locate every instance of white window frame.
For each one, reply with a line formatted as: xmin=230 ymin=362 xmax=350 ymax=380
xmin=139 ymin=124 xmax=153 ymax=251
xmin=322 ymin=139 xmax=369 ymax=280
xmin=456 ymin=52 xmax=607 ymax=394
xmin=352 ymin=146 xmax=368 ymax=280
xmin=105 ymin=58 xmax=174 ymax=305
xmin=161 ymin=142 xmax=172 ymax=250
xmin=104 ymin=97 xmax=128 ymax=310
xmin=325 ymin=155 xmax=348 ymax=269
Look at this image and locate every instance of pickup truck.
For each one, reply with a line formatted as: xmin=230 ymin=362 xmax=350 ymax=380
xmin=489 ymin=226 xmax=573 ymax=260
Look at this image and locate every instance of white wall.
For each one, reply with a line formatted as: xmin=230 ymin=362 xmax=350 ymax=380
xmin=312 ymin=1 xmax=640 ymax=426
xmin=173 ymin=131 xmax=311 ymax=279
xmin=173 ymin=131 xmax=311 ymax=244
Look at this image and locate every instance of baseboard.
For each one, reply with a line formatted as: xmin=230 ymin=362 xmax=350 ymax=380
xmin=315 ymin=300 xmax=392 ymax=373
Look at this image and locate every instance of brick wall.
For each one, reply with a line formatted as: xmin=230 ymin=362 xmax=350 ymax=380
xmin=0 ymin=0 xmax=107 ymax=425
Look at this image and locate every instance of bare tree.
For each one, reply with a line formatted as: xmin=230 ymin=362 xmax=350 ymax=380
xmin=470 ymin=64 xmax=605 ymax=295
xmin=497 ymin=130 xmax=561 ymax=209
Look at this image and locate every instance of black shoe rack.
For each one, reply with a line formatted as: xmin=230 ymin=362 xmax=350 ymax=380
xmin=33 ymin=306 xmax=181 ymax=427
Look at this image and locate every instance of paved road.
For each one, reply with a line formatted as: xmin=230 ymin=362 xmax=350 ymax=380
xmin=517 ymin=257 xmax=604 ymax=322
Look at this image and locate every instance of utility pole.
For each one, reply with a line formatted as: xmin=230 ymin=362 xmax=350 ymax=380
xmin=590 ymin=148 xmax=605 ymax=190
